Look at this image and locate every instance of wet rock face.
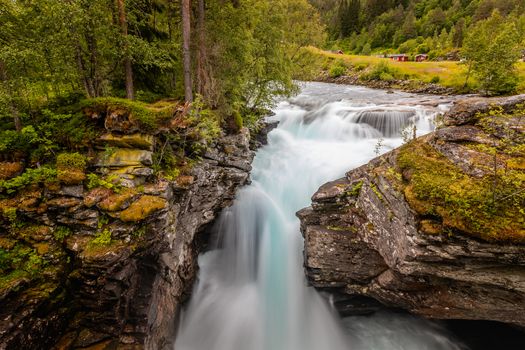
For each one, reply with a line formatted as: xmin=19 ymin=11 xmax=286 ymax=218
xmin=0 ymin=129 xmax=254 ymax=350
xmin=298 ymin=95 xmax=525 ymax=326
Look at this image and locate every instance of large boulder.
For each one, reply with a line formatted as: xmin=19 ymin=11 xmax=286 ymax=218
xmin=298 ymin=95 xmax=525 ymax=326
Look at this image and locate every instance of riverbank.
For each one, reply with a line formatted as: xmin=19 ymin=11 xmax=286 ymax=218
xmin=298 ymin=92 xmax=525 ymax=327
xmin=302 ymin=47 xmax=525 ymax=95
xmin=0 ymin=99 xmax=257 ymax=349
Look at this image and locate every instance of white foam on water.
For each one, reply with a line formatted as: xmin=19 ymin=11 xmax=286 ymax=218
xmin=175 ymin=82 xmax=464 ymax=350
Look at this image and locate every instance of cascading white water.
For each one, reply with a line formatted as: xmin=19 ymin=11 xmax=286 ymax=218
xmin=175 ymin=82 xmax=466 ymax=350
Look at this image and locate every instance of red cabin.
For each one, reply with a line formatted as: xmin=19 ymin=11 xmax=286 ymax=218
xmin=389 ymin=54 xmax=409 ymax=62
xmin=415 ymin=54 xmax=429 ymax=62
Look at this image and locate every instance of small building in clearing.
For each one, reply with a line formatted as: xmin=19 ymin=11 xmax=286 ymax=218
xmin=415 ymin=54 xmax=429 ymax=62
xmin=389 ymin=54 xmax=409 ymax=62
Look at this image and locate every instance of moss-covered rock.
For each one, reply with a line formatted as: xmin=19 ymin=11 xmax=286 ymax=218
xmin=81 ymin=97 xmax=179 ymax=134
xmin=119 ymin=195 xmax=167 ymax=222
xmin=397 ymin=105 xmax=525 ymax=243
xmin=97 ymin=133 xmax=155 ymax=151
xmin=0 ymin=162 xmax=24 ymax=180
xmin=95 ymin=149 xmax=153 ymax=168
xmin=97 ymin=188 xmax=137 ymax=212
xmin=298 ymin=94 xmax=525 ymax=327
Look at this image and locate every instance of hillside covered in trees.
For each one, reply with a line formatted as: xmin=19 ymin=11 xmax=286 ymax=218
xmin=311 ymin=0 xmax=525 ymax=58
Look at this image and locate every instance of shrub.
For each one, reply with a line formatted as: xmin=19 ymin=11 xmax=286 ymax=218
xmin=430 ymin=76 xmax=441 ymax=84
xmin=86 ymin=173 xmax=121 ymax=192
xmin=329 ymin=65 xmax=346 ymax=78
xmin=353 ymin=62 xmax=369 ymax=72
xmin=379 ymin=72 xmax=395 ymax=81
xmin=360 ymin=61 xmax=400 ymax=81
xmin=0 ymin=166 xmax=57 ymax=194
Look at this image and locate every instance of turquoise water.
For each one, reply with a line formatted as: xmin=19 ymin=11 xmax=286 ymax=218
xmin=175 ymin=82 xmax=465 ymax=350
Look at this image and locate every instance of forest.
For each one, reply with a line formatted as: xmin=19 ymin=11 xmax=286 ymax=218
xmin=307 ymin=0 xmax=525 ymax=94
xmin=0 ymin=0 xmax=324 ymax=170
xmin=312 ymin=0 xmax=525 ymax=57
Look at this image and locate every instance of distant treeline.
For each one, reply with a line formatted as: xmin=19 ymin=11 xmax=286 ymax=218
xmin=310 ymin=0 xmax=525 ymax=58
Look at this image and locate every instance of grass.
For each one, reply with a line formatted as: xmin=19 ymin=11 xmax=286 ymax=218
xmin=307 ymin=47 xmax=525 ymax=93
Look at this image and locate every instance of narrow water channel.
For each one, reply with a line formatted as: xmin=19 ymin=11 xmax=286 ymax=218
xmin=175 ymin=82 xmax=465 ymax=350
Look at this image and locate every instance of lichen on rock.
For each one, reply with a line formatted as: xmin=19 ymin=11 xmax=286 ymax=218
xmin=119 ymin=195 xmax=167 ymax=222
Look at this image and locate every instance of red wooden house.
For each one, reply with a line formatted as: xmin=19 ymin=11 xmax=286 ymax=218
xmin=389 ymin=54 xmax=409 ymax=62
xmin=415 ymin=54 xmax=429 ymax=62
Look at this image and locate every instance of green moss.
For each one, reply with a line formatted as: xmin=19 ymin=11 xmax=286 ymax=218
xmin=124 ymin=195 xmax=166 ymax=221
xmin=397 ymin=140 xmax=525 ymax=243
xmin=56 ymin=152 xmax=86 ymax=170
xmin=370 ymin=183 xmax=384 ymax=201
xmin=0 ymin=269 xmax=29 ymax=292
xmin=89 ymin=229 xmax=112 ymax=247
xmin=81 ymin=97 xmax=175 ymax=132
xmin=53 ymin=226 xmax=72 ymax=242
xmin=0 ymin=244 xmax=46 ymax=282
xmin=119 ymin=195 xmax=167 ymax=222
xmin=346 ymin=181 xmax=363 ymax=197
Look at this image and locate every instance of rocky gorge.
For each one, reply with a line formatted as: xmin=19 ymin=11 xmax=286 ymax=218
xmin=0 ymin=102 xmax=255 ymax=349
xmin=298 ymin=94 xmax=525 ymax=328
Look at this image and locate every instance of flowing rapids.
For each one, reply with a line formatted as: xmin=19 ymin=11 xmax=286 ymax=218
xmin=175 ymin=82 xmax=466 ymax=350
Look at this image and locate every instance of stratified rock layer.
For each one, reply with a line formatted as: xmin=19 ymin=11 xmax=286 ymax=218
xmin=298 ymin=95 xmax=525 ymax=326
xmin=0 ymin=126 xmax=254 ymax=348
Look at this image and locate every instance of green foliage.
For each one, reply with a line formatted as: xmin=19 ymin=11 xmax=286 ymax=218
xmin=205 ymin=0 xmax=325 ymax=112
xmin=86 ymin=173 xmax=121 ymax=192
xmin=462 ymin=10 xmax=521 ymax=95
xmin=1 ymin=0 xmax=322 ymax=138
xmin=430 ymin=76 xmax=441 ymax=83
xmin=313 ymin=0 xmax=525 ymax=80
xmin=360 ymin=61 xmax=401 ymax=81
xmin=0 ymin=244 xmax=45 ymax=278
xmin=329 ymin=64 xmax=347 ymax=78
xmin=0 ymin=166 xmax=57 ymax=194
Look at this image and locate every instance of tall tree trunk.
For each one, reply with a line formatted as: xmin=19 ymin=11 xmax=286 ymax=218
xmin=0 ymin=60 xmax=22 ymax=132
xmin=10 ymin=103 xmax=21 ymax=132
xmin=86 ymin=19 xmax=101 ymax=97
xmin=117 ymin=0 xmax=134 ymax=100
xmin=182 ymin=0 xmax=193 ymax=102
xmin=196 ymin=0 xmax=207 ymax=97
xmin=75 ymin=43 xmax=96 ymax=98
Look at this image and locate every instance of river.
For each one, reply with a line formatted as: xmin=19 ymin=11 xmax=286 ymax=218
xmin=175 ymin=82 xmax=466 ymax=350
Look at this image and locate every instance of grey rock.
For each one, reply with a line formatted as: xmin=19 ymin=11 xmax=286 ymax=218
xmin=298 ymin=95 xmax=525 ymax=327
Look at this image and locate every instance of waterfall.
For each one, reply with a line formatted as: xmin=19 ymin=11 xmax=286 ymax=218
xmin=175 ymin=82 xmax=463 ymax=350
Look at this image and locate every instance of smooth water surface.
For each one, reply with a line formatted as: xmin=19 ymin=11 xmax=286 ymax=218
xmin=175 ymin=82 xmax=465 ymax=350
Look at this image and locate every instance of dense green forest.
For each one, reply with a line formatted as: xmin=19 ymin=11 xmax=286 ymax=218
xmin=311 ymin=0 xmax=525 ymax=58
xmin=0 ymin=0 xmax=323 ymax=167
